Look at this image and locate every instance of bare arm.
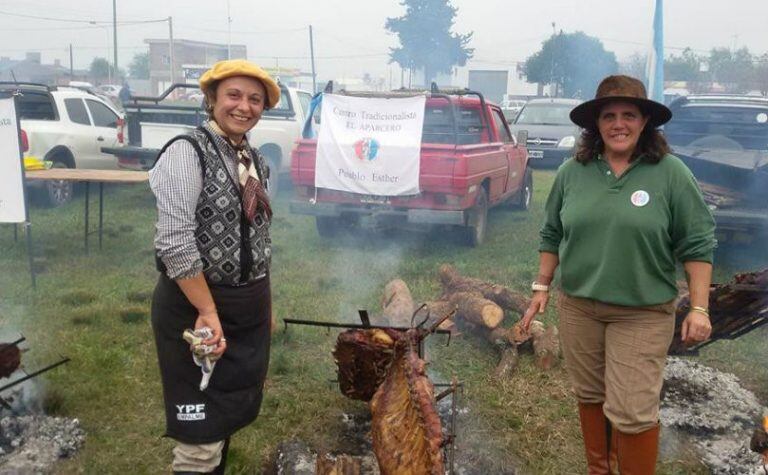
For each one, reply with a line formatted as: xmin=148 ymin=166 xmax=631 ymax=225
xmin=176 ymin=273 xmax=227 ymax=356
xmin=535 ymin=251 xmax=559 ymax=286
xmin=680 ymin=261 xmax=713 ymax=344
xmin=521 ymin=252 xmax=559 ymax=331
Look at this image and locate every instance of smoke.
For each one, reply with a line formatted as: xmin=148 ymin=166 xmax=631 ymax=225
xmin=323 ymin=227 xmax=422 ymax=323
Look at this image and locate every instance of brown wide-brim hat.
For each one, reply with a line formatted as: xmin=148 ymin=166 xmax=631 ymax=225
xmin=569 ymin=75 xmax=671 ymax=129
xmin=199 ymin=59 xmax=281 ymax=109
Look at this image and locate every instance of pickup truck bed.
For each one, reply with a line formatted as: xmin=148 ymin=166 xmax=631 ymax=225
xmin=101 ymin=83 xmax=311 ymax=196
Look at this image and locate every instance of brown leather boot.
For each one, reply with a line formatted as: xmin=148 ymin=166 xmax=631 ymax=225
xmin=609 ymin=424 xmax=619 ymax=475
xmin=577 ymin=403 xmax=611 ymax=474
xmin=616 ymin=425 xmax=660 ymax=475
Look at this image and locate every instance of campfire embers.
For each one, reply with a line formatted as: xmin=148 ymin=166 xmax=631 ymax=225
xmin=0 ymin=335 xmax=80 ymax=472
xmin=669 ymin=268 xmax=768 ymax=354
xmin=0 ymin=335 xmax=71 ymax=411
xmin=751 ymin=416 xmax=768 ymax=468
xmin=370 ymin=330 xmax=444 ymax=475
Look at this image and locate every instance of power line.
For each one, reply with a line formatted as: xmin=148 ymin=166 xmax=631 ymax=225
xmin=0 ymin=45 xmax=146 ymax=53
xmin=250 ymin=53 xmax=388 ymax=60
xmin=181 ymin=25 xmax=306 ymax=35
xmin=0 ymin=9 xmax=166 ymax=25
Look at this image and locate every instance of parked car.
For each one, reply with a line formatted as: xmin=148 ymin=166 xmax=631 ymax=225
xmin=665 ymin=94 xmax=768 ymax=238
xmin=0 ymin=82 xmax=125 ymax=206
xmin=102 ymin=83 xmax=312 ymax=198
xmin=500 ymin=99 xmax=527 ymax=123
xmin=290 ymin=89 xmax=532 ymax=246
xmin=508 ymin=97 xmax=582 ymax=168
xmin=98 ymin=84 xmax=122 ymax=98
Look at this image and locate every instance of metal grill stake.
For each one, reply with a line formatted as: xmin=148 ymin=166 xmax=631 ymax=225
xmin=0 ymin=335 xmax=71 ymax=411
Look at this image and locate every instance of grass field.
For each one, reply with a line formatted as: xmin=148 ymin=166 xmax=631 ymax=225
xmin=0 ymin=171 xmax=765 ymax=474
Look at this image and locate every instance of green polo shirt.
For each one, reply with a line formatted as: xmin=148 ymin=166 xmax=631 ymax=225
xmin=539 ymin=153 xmax=715 ymax=307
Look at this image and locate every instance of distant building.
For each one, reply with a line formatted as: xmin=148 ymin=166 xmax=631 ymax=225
xmin=0 ymin=52 xmax=88 ymax=85
xmin=145 ymin=39 xmax=247 ymax=94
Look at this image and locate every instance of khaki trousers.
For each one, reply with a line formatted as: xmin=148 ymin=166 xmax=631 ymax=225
xmin=172 ymin=440 xmax=224 ymax=473
xmin=558 ymin=292 xmax=675 ymax=434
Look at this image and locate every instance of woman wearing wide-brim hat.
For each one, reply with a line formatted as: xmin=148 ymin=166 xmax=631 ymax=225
xmin=522 ymin=75 xmax=716 ymax=474
xmin=148 ymin=59 xmax=280 ymax=474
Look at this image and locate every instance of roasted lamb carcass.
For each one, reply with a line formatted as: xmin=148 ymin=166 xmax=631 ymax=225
xmin=0 ymin=343 xmax=21 ymax=379
xmin=369 ymin=330 xmax=444 ymax=475
xmin=332 ymin=328 xmax=403 ymax=401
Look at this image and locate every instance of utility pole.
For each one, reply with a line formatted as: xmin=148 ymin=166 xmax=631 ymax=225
xmin=309 ymin=25 xmax=317 ymax=93
xmin=113 ymin=0 xmax=118 ymax=77
xmin=168 ymin=16 xmax=174 ymax=86
xmin=69 ymin=44 xmax=74 ymax=79
xmin=549 ymin=21 xmax=556 ymax=97
xmin=227 ymin=0 xmax=232 ymax=59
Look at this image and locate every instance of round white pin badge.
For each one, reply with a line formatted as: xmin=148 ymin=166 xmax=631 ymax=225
xmin=631 ymin=190 xmax=650 ymax=207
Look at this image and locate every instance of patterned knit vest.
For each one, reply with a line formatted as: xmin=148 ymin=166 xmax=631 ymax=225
xmin=187 ymin=126 xmax=271 ymax=285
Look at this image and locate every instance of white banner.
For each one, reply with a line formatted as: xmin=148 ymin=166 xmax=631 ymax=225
xmin=315 ymin=94 xmax=426 ymax=196
xmin=0 ymin=97 xmax=26 ymax=223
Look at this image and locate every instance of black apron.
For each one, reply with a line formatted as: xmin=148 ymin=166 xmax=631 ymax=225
xmin=151 ymin=273 xmax=271 ymax=444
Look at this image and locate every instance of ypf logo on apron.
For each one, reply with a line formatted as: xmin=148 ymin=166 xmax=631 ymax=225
xmin=176 ymin=403 xmax=206 ymax=421
xmin=631 ymin=190 xmax=650 ymax=207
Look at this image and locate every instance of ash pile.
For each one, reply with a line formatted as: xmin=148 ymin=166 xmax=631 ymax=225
xmin=661 ymin=357 xmax=765 ymax=474
xmin=0 ymin=337 xmax=83 ymax=474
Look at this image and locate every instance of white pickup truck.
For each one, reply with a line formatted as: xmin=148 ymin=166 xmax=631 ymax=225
xmin=0 ymin=81 xmax=125 ymax=206
xmin=102 ymin=83 xmax=312 ymax=196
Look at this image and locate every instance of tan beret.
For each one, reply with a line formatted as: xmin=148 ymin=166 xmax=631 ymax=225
xmin=199 ymin=59 xmax=281 ymax=109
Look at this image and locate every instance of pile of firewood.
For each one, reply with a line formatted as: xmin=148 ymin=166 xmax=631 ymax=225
xmin=418 ymin=264 xmax=559 ymax=378
xmin=327 ymin=266 xmax=560 ymax=474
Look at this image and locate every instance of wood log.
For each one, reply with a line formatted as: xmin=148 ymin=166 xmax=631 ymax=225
xmin=531 ymin=324 xmax=560 ymax=370
xmin=381 ymin=279 xmax=415 ymax=327
xmin=510 ymin=321 xmax=538 ymax=345
xmin=492 ymin=345 xmax=520 ymax=380
xmin=423 ymin=300 xmax=455 ymax=322
xmin=487 ymin=326 xmax=514 ymax=346
xmin=438 ymin=264 xmax=529 ymax=315
xmin=448 ymin=292 xmax=504 ymax=329
xmin=316 ymin=454 xmax=362 ymax=475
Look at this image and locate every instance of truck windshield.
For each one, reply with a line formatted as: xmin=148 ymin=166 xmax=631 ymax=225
xmin=515 ymin=103 xmax=573 ymax=126
xmin=665 ymin=105 xmax=768 ymax=151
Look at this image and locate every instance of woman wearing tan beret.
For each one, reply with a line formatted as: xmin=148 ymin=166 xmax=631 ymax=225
xmin=149 ymin=59 xmax=280 ymax=474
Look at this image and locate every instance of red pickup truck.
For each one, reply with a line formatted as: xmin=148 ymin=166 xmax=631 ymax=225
xmin=290 ymin=90 xmax=531 ymax=246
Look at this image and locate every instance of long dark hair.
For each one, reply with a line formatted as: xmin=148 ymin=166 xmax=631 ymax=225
xmin=574 ymin=110 xmax=671 ymax=164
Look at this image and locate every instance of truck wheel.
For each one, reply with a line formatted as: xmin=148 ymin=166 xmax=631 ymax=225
xmin=265 ymin=156 xmax=280 ymax=199
xmin=465 ymin=188 xmax=488 ymax=247
xmin=45 ymin=160 xmax=74 ymax=207
xmin=512 ymin=167 xmax=533 ymax=210
xmin=316 ymin=216 xmax=340 ymax=238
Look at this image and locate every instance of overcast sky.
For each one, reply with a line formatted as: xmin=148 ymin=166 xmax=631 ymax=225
xmin=1 ymin=0 xmax=766 ymax=82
